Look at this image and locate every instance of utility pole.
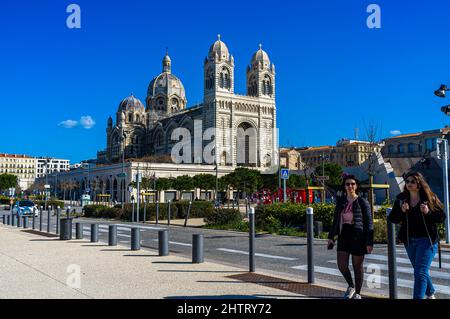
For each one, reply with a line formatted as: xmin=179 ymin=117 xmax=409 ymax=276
xmin=438 ymin=138 xmax=450 ymax=243
xmin=136 ymin=163 xmax=140 ymax=223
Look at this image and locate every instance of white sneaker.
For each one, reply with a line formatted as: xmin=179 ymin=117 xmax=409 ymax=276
xmin=343 ymin=286 xmax=355 ymax=299
xmin=352 ymin=293 xmax=362 ymax=299
xmin=426 ymin=294 xmax=436 ymax=299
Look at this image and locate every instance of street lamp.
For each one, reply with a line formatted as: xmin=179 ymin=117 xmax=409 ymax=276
xmin=434 ymin=83 xmax=450 ymax=243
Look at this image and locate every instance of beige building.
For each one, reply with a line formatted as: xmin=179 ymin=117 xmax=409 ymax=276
xmin=382 ymin=127 xmax=450 ymax=158
xmin=0 ymin=154 xmax=36 ymax=190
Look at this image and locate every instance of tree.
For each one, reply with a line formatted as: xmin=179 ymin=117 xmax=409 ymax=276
xmin=225 ymin=168 xmax=262 ymax=198
xmin=173 ymin=175 xmax=194 ymax=193
xmin=193 ymin=174 xmax=216 ymax=194
xmin=155 ymin=178 xmax=172 ymax=192
xmin=287 ymin=174 xmax=308 ymax=188
xmin=0 ymin=174 xmax=18 ymax=191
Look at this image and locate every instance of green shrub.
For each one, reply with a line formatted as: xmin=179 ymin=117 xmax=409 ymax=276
xmin=83 ymin=205 xmax=122 ymax=219
xmin=34 ymin=200 xmax=65 ymax=209
xmin=373 ymin=218 xmax=388 ymax=244
xmin=205 ymin=209 xmax=241 ymax=225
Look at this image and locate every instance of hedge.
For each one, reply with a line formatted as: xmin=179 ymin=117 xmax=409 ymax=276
xmin=204 ymin=209 xmax=241 ymax=225
xmin=86 ymin=200 xmax=215 ymax=221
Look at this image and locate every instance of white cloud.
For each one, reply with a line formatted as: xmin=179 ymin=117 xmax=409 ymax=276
xmin=390 ymin=130 xmax=401 ymax=135
xmin=58 ymin=120 xmax=78 ymax=129
xmin=80 ymin=116 xmax=96 ymax=129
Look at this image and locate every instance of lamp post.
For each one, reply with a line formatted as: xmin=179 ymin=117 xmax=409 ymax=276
xmin=434 ymin=83 xmax=450 ymax=243
xmin=121 ymin=132 xmax=127 ymax=211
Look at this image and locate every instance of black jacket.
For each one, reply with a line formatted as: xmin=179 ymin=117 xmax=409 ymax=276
xmin=388 ymin=193 xmax=445 ymax=246
xmin=328 ymin=196 xmax=374 ymax=246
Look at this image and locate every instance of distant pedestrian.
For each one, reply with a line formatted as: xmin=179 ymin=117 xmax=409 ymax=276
xmin=389 ymin=171 xmax=445 ymax=299
xmin=328 ymin=174 xmax=373 ymax=299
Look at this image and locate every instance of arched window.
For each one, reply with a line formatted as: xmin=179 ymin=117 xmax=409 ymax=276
xmin=220 ymin=73 xmax=224 ymax=88
xmin=128 ymin=113 xmax=133 ymax=122
xmin=407 ymin=143 xmax=415 ymax=153
xmin=156 ymin=133 xmax=163 ymax=147
xmin=398 ymin=144 xmax=404 ymax=153
xmin=219 ymin=67 xmax=230 ymax=90
xmin=136 ymin=115 xmax=140 ymax=123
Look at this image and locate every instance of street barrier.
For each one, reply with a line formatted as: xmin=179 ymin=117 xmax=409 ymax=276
xmin=11 ymin=213 xmax=16 ymax=226
xmin=159 ymin=229 xmax=169 ymax=256
xmin=32 ymin=212 xmax=36 ymax=230
xmin=91 ymin=224 xmax=99 ymax=242
xmin=76 ymin=223 xmax=83 ymax=239
xmin=386 ymin=208 xmax=398 ymax=299
xmin=17 ymin=214 xmax=22 ymax=228
xmin=108 ymin=225 xmax=117 ymax=246
xmin=249 ymin=207 xmax=255 ymax=272
xmin=39 ymin=206 xmax=43 ymax=231
xmin=2 ymin=215 xmax=5 ymax=224
xmin=23 ymin=216 xmax=29 ymax=229
xmin=47 ymin=208 xmax=51 ymax=233
xmin=7 ymin=215 xmax=10 ymax=225
xmin=131 ymin=227 xmax=140 ymax=251
xmin=307 ymin=207 xmax=315 ymax=284
xmin=60 ymin=218 xmax=73 ymax=240
xmin=167 ymin=201 xmax=171 ymax=226
xmin=184 ymin=201 xmax=192 ymax=227
xmin=156 ymin=201 xmax=159 ymax=225
xmin=56 ymin=207 xmax=60 ymax=235
xmin=192 ymin=234 xmax=204 ymax=263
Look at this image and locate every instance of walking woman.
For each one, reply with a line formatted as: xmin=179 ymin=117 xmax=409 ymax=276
xmin=328 ymin=174 xmax=374 ymax=299
xmin=389 ymin=171 xmax=445 ymax=299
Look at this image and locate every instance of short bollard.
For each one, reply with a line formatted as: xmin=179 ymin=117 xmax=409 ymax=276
xmin=23 ymin=216 xmax=29 ymax=229
xmin=249 ymin=207 xmax=255 ymax=272
xmin=7 ymin=215 xmax=10 ymax=225
xmin=167 ymin=201 xmax=171 ymax=226
xmin=56 ymin=207 xmax=61 ymax=235
xmin=2 ymin=215 xmax=5 ymax=224
xmin=131 ymin=228 xmax=141 ymax=251
xmin=158 ymin=229 xmax=169 ymax=256
xmin=91 ymin=224 xmax=99 ymax=242
xmin=184 ymin=201 xmax=192 ymax=227
xmin=108 ymin=225 xmax=117 ymax=246
xmin=47 ymin=208 xmax=51 ymax=233
xmin=59 ymin=218 xmax=73 ymax=240
xmin=156 ymin=201 xmax=159 ymax=225
xmin=32 ymin=212 xmax=36 ymax=230
xmin=17 ymin=214 xmax=22 ymax=227
xmin=76 ymin=223 xmax=83 ymax=239
xmin=39 ymin=206 xmax=43 ymax=231
xmin=307 ymin=207 xmax=315 ymax=284
xmin=192 ymin=234 xmax=204 ymax=264
xmin=387 ymin=208 xmax=398 ymax=299
xmin=314 ymin=221 xmax=323 ymax=238
xmin=143 ymin=199 xmax=147 ymax=224
xmin=11 ymin=213 xmax=16 ymax=226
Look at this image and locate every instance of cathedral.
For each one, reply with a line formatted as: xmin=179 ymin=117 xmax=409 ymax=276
xmin=97 ymin=35 xmax=277 ymax=171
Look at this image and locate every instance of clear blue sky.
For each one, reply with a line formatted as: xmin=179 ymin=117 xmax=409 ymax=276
xmin=1 ymin=0 xmax=450 ymax=163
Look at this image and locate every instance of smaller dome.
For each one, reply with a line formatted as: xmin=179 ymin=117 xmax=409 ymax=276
xmin=208 ymin=34 xmax=229 ymax=59
xmin=118 ymin=94 xmax=145 ymax=113
xmin=251 ymin=44 xmax=270 ymax=65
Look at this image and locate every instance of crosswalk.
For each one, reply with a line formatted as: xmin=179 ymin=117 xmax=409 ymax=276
xmin=292 ymin=250 xmax=450 ymax=297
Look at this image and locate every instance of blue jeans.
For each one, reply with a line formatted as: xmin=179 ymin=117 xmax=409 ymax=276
xmin=404 ymin=237 xmax=438 ymax=299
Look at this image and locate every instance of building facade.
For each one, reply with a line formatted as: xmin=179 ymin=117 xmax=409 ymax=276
xmin=0 ymin=154 xmax=36 ymax=190
xmin=98 ymin=36 xmax=277 ymax=170
xmin=35 ymin=157 xmax=70 ymax=179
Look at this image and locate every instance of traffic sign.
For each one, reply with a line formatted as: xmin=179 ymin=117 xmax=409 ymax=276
xmin=117 ymin=173 xmax=127 ymax=178
xmin=281 ymin=169 xmax=289 ymax=180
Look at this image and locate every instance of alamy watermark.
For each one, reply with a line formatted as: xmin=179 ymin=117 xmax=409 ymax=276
xmin=366 ymin=263 xmax=382 ymax=289
xmin=66 ymin=4 xmax=81 ymax=29
xmin=66 ymin=264 xmax=81 ymax=289
xmin=366 ymin=4 xmax=381 ymax=29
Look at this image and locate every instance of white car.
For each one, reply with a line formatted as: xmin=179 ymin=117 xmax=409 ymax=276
xmin=12 ymin=200 xmax=39 ymax=217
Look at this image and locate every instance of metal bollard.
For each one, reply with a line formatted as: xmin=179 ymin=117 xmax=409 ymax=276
xmin=184 ymin=201 xmax=192 ymax=227
xmin=314 ymin=221 xmax=323 ymax=238
xmin=167 ymin=201 xmax=171 ymax=226
xmin=17 ymin=214 xmax=22 ymax=227
xmin=108 ymin=225 xmax=117 ymax=246
xmin=156 ymin=201 xmax=159 ymax=225
xmin=387 ymin=208 xmax=398 ymax=299
xmin=39 ymin=206 xmax=43 ymax=231
xmin=143 ymin=200 xmax=147 ymax=224
xmin=23 ymin=216 xmax=29 ymax=229
xmin=7 ymin=215 xmax=10 ymax=225
xmin=249 ymin=207 xmax=255 ymax=272
xmin=2 ymin=215 xmax=5 ymax=224
xmin=56 ymin=207 xmax=60 ymax=235
xmin=47 ymin=208 xmax=51 ymax=233
xmin=76 ymin=223 xmax=83 ymax=239
xmin=11 ymin=213 xmax=16 ymax=226
xmin=132 ymin=201 xmax=135 ymax=223
xmin=131 ymin=227 xmax=141 ymax=251
xmin=32 ymin=212 xmax=36 ymax=230
xmin=91 ymin=224 xmax=99 ymax=242
xmin=158 ymin=229 xmax=169 ymax=256
xmin=192 ymin=234 xmax=204 ymax=263
xmin=307 ymin=207 xmax=315 ymax=283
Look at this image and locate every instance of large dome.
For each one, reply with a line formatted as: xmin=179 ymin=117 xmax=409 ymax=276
xmin=208 ymin=34 xmax=230 ymax=60
xmin=118 ymin=94 xmax=145 ymax=113
xmin=147 ymin=72 xmax=186 ymax=101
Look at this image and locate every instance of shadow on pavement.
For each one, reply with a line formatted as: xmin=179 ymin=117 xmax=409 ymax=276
xmin=164 ymin=295 xmax=269 ymax=299
xmin=158 ymin=270 xmax=242 ymax=273
xmin=123 ymin=254 xmax=159 ymax=257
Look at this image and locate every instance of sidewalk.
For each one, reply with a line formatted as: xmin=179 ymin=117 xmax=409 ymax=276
xmin=0 ymin=223 xmax=309 ymax=299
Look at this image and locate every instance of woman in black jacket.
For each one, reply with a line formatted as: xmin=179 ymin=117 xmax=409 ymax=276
xmin=328 ymin=174 xmax=374 ymax=299
xmin=389 ymin=171 xmax=445 ymax=299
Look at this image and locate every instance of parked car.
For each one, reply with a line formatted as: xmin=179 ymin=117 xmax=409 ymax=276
xmin=12 ymin=200 xmax=39 ymax=217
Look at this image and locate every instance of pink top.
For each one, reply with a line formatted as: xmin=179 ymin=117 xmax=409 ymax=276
xmin=341 ymin=200 xmax=355 ymax=225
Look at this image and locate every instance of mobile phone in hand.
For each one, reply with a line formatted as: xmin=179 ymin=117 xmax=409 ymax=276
xmin=327 ymin=241 xmax=334 ymax=250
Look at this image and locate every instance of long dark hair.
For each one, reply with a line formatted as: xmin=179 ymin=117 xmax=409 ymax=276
xmin=402 ymin=171 xmax=443 ymax=211
xmin=341 ymin=174 xmax=360 ymax=195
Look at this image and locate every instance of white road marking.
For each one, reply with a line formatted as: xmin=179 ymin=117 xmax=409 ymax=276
xmin=217 ymin=248 xmax=298 ymax=261
xmin=151 ymin=239 xmax=192 ymax=247
xmin=365 ymin=254 xmax=450 ymax=269
xmin=292 ymin=265 xmax=450 ymax=295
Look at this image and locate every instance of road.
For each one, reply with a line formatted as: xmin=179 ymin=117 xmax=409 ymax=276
xmin=2 ymin=208 xmax=450 ymax=299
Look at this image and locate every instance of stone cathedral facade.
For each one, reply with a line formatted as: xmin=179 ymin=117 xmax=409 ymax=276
xmin=97 ymin=36 xmax=277 ymax=170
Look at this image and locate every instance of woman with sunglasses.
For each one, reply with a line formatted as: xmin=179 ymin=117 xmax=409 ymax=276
xmin=328 ymin=174 xmax=374 ymax=299
xmin=389 ymin=171 xmax=445 ymax=299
